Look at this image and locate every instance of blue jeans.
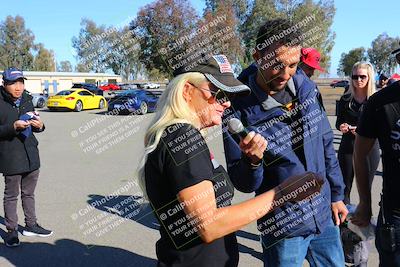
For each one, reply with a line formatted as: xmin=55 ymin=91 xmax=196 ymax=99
xmin=262 ymin=221 xmax=344 ymax=267
xmin=375 ymin=209 xmax=400 ymax=267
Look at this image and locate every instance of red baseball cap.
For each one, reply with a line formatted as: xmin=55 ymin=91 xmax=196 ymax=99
xmin=301 ymin=48 xmax=325 ymax=72
xmin=390 ymin=73 xmax=400 ymax=80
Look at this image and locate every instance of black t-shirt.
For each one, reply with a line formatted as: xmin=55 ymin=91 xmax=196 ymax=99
xmin=271 ymin=87 xmax=306 ymax=167
xmin=270 ymin=87 xmax=293 ymax=107
xmin=357 ymin=81 xmax=400 ymax=209
xmin=335 ymin=94 xmax=366 ymax=153
xmin=145 ymin=123 xmax=238 ymax=267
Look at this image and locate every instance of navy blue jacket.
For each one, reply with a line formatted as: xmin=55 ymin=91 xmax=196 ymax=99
xmin=223 ymin=67 xmax=344 ymax=244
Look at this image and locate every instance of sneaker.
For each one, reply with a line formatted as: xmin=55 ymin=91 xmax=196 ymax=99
xmin=5 ymin=230 xmax=20 ymax=247
xmin=22 ymin=224 xmax=53 ymax=237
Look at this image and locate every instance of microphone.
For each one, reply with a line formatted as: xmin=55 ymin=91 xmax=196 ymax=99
xmin=227 ymin=118 xmax=248 ymax=138
xmin=227 ymin=118 xmax=275 ymax=162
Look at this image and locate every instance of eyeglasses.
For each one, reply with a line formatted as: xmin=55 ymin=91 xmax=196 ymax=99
xmin=188 ymin=83 xmax=229 ymax=104
xmin=351 ymin=75 xmax=367 ymax=80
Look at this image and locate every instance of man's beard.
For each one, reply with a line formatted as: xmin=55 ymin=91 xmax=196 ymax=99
xmin=268 ymin=80 xmax=287 ymax=92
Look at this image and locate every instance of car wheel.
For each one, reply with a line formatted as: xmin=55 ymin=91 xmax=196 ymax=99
xmin=99 ymin=99 xmax=105 ymax=109
xmin=75 ymin=100 xmax=83 ymax=112
xmin=139 ymin=102 xmax=148 ymax=115
xmin=37 ymin=98 xmax=45 ymax=108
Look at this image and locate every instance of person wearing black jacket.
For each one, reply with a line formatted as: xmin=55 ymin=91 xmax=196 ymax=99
xmin=0 ymin=68 xmax=52 ymax=247
xmin=335 ymin=62 xmax=380 ymax=204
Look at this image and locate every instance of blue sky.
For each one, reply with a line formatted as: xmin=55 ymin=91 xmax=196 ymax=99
xmin=0 ymin=0 xmax=398 ymax=77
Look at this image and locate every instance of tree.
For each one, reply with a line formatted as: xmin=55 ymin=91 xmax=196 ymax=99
xmin=288 ymin=0 xmax=336 ymax=73
xmin=72 ymin=19 xmax=108 ymax=73
xmin=337 ymin=47 xmax=367 ymax=76
xmin=130 ymin=0 xmax=199 ymax=78
xmin=58 ymin=60 xmax=73 ymax=72
xmin=216 ymin=0 xmax=337 ymax=72
xmin=241 ymin=0 xmax=280 ymax=64
xmin=75 ymin=63 xmax=90 ymax=73
xmin=368 ymin=33 xmax=400 ymax=75
xmin=204 ymin=0 xmax=250 ymax=25
xmin=197 ymin=1 xmax=244 ymax=66
xmin=0 ymin=15 xmax=35 ymax=70
xmin=73 ymin=19 xmax=143 ymax=80
xmin=33 ymin=43 xmax=55 ymax=71
xmin=106 ymin=26 xmax=143 ymax=81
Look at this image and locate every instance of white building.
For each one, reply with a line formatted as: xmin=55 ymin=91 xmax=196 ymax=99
xmin=17 ymin=71 xmax=122 ymax=94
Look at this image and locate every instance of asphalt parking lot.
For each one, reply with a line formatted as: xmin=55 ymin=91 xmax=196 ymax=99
xmin=0 ymin=108 xmax=382 ymax=267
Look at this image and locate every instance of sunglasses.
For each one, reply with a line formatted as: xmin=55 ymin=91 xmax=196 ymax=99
xmin=351 ymin=75 xmax=367 ymax=80
xmin=189 ymin=83 xmax=230 ymax=104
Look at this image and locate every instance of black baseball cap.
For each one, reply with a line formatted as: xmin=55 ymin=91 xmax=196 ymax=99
xmin=173 ymin=54 xmax=250 ymax=95
xmin=379 ymin=73 xmax=389 ymax=80
xmin=391 ymin=42 xmax=400 ymax=55
xmin=391 ymin=41 xmax=400 ymax=63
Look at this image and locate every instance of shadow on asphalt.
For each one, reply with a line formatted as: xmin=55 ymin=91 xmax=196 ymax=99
xmin=0 ymin=239 xmax=157 ymax=266
xmin=236 ymin=230 xmax=259 ymax=241
xmin=333 ymin=133 xmax=342 ymax=147
xmin=236 ymin=230 xmax=263 ymax=260
xmin=91 ymin=111 xmax=134 ymax=116
xmin=86 ymin=196 xmax=264 ymax=260
xmin=237 ymin=243 xmax=263 ymax=261
xmin=39 ymin=108 xmax=72 ymax=112
xmin=0 ymin=216 xmax=156 ymax=267
xmin=91 ymin=111 xmax=151 ymax=116
xmin=87 ymin=194 xmax=160 ymax=230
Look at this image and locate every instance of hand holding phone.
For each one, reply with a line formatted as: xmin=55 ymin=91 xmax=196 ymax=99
xmin=26 ymin=111 xmax=40 ymax=120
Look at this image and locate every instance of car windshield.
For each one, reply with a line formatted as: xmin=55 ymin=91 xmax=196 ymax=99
xmin=117 ymin=90 xmax=139 ymax=97
xmin=125 ymin=92 xmax=139 ymax=96
xmin=56 ymin=90 xmax=74 ymax=96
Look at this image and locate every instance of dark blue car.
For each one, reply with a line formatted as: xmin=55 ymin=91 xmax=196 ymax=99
xmin=107 ymin=89 xmax=160 ymax=115
xmin=72 ymin=83 xmax=104 ymax=96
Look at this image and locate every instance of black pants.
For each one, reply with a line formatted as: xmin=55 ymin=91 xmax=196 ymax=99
xmin=3 ymin=169 xmax=39 ymax=230
xmin=376 ymin=209 xmax=400 ymax=267
xmin=338 ymin=141 xmax=380 ymax=204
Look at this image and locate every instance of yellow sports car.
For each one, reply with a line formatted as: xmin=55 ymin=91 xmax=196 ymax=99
xmin=47 ymin=89 xmax=107 ymax=112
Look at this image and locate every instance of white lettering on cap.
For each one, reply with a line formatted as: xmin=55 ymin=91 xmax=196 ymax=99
xmin=213 ymin=55 xmax=233 ymax=74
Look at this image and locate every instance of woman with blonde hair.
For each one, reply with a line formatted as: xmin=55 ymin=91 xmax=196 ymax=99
xmin=138 ymin=55 xmax=323 ymax=267
xmin=335 ymin=62 xmax=380 ymax=204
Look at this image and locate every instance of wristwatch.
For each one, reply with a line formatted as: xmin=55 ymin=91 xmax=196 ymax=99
xmin=243 ymin=154 xmax=262 ymax=169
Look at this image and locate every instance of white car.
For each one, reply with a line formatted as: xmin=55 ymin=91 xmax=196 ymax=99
xmin=143 ymin=83 xmax=160 ymax=89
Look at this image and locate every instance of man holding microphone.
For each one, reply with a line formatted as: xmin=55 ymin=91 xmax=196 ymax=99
xmin=223 ymin=19 xmax=347 ymax=266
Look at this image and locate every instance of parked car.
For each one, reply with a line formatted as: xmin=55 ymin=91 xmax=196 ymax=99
xmin=27 ymin=91 xmax=48 ymax=108
xmin=330 ymin=80 xmax=349 ymax=88
xmin=119 ymin=83 xmax=138 ymax=90
xmin=72 ymin=83 xmax=104 ymax=96
xmin=107 ymin=89 xmax=160 ymax=115
xmin=142 ymin=82 xmax=160 ymax=89
xmin=99 ymin=83 xmax=121 ymax=91
xmin=47 ymin=89 xmax=107 ymax=112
